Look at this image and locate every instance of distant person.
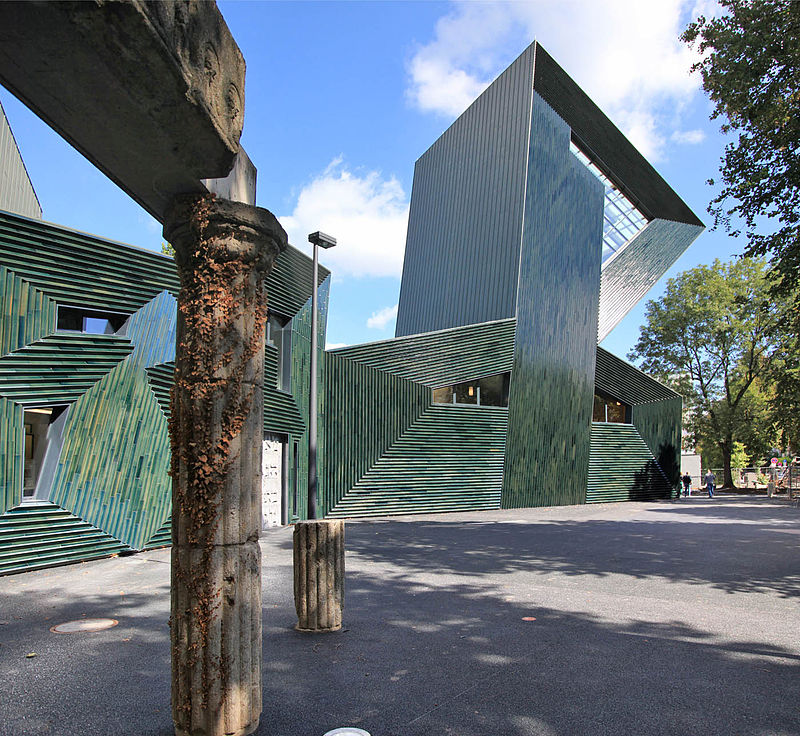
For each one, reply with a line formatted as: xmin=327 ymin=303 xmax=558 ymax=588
xmin=682 ymin=472 xmax=691 ymax=497
xmin=704 ymin=470 xmax=715 ymax=498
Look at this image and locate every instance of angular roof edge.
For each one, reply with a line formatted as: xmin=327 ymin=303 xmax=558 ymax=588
xmin=532 ymin=42 xmax=703 ymax=227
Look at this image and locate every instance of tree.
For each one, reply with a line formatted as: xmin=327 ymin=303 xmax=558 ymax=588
xmin=629 ymin=258 xmax=792 ymax=487
xmin=682 ymin=1 xmax=800 ymax=301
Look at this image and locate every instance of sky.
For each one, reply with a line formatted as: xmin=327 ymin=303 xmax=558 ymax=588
xmin=0 ymin=0 xmax=741 ymax=361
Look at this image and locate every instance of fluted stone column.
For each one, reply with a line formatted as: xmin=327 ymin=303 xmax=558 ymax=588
xmin=164 ymin=195 xmax=287 ymax=736
xmin=294 ymin=519 xmax=345 ymax=632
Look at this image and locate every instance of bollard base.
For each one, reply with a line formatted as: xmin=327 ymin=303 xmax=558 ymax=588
xmin=175 ymin=719 xmax=259 ymax=736
xmin=293 ymin=519 xmax=345 ymax=632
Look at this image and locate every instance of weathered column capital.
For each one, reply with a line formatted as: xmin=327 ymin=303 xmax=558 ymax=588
xmin=163 ymin=194 xmax=288 ymax=276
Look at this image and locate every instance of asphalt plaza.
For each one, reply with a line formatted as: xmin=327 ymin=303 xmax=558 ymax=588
xmin=0 ymin=496 xmax=798 ymax=736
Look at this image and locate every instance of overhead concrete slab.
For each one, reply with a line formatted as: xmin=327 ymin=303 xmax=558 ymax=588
xmin=0 ymin=0 xmax=245 ymax=220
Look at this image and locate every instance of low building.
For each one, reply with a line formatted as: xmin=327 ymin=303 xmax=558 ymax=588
xmin=0 ymin=208 xmax=328 ymax=574
xmin=0 ymin=42 xmax=702 ymax=573
xmin=322 ymin=42 xmax=702 ymax=515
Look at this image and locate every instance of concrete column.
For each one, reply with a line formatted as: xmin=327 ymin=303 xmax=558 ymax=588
xmin=164 ymin=195 xmax=287 ymax=736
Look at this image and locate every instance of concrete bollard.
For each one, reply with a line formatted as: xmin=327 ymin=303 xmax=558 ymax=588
xmin=293 ymin=519 xmax=345 ymax=632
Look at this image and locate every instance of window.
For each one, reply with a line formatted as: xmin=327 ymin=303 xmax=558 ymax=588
xmin=266 ymin=313 xmax=292 ymax=393
xmin=570 ymin=139 xmax=649 ymax=264
xmin=57 ymin=305 xmax=129 ymax=334
xmin=592 ymin=392 xmax=631 ymax=424
xmin=433 ymin=372 xmax=510 ymax=407
xmin=22 ymin=405 xmax=70 ymax=503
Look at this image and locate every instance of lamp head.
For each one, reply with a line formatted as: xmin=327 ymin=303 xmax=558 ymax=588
xmin=308 ymin=231 xmax=337 ymax=249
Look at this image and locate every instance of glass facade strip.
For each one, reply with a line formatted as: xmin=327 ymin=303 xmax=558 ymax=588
xmin=570 ymin=140 xmax=648 ymax=263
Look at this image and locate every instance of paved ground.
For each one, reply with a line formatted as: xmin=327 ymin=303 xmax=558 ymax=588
xmin=1 ymin=495 xmax=799 ymax=736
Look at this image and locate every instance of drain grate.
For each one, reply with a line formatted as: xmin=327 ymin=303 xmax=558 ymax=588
xmin=50 ymin=618 xmax=118 ymax=634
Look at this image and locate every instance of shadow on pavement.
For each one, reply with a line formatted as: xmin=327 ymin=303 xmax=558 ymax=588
xmin=0 ymin=499 xmax=798 ymax=736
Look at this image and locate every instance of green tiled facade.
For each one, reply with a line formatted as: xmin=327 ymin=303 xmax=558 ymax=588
xmin=502 ymin=92 xmax=604 ymax=509
xmin=0 ymin=208 xmax=328 ymax=573
xmin=1 ymin=41 xmax=701 ymax=572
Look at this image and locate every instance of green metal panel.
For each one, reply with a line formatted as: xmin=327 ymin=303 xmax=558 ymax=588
xmin=0 ymin=396 xmax=21 ymax=514
xmin=0 ymin=333 xmax=134 ymax=404
xmin=332 ymin=318 xmax=515 ymax=387
xmin=503 ymin=93 xmax=604 ymax=509
xmin=0 ymin=502 xmax=130 ymax=574
xmin=0 ymin=210 xmax=179 ymax=312
xmin=587 ymin=423 xmax=674 ymax=502
xmin=145 ymin=361 xmax=174 ymax=419
xmin=396 ymin=45 xmax=536 ymax=336
xmin=0 ymin=213 xmax=325 ymax=572
xmin=594 ymin=347 xmax=682 ymax=486
xmin=263 ymin=343 xmax=305 ymax=437
xmin=125 ymin=290 xmax=177 ymax=369
xmin=142 ymin=514 xmax=171 ymax=549
xmin=287 ymin=277 xmax=330 ymax=521
xmin=267 ymin=244 xmax=330 ymax=320
xmin=49 ymin=360 xmax=171 ymax=550
xmin=631 ymin=399 xmax=682 ymax=486
xmin=327 ymin=405 xmax=506 ymax=518
xmin=594 ymin=347 xmax=679 ymax=404
xmin=0 ymin=210 xmax=322 ymax=324
xmin=322 ymin=351 xmax=431 ymax=516
xmin=598 ymin=220 xmax=704 ymax=341
xmin=0 ymin=266 xmax=56 ymax=358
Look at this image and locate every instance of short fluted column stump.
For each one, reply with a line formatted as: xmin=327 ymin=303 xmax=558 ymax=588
xmin=293 ymin=519 xmax=345 ymax=632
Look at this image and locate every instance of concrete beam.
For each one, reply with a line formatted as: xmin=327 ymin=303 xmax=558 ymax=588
xmin=0 ymin=1 xmax=245 ymax=220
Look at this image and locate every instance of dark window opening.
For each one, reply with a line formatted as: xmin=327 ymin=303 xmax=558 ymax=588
xmin=266 ymin=312 xmax=292 ymax=393
xmin=593 ymin=391 xmax=631 ymax=423
xmin=57 ymin=306 xmax=129 ymax=335
xmin=433 ymin=372 xmax=510 ymax=407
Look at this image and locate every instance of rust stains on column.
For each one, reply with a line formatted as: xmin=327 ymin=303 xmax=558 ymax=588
xmin=164 ymin=195 xmax=287 ymax=736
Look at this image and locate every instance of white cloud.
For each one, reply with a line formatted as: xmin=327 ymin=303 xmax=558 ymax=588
xmin=671 ymin=128 xmax=706 ymax=145
xmin=326 ymin=342 xmax=348 ymax=351
xmin=407 ymin=0 xmax=719 ymax=160
xmin=366 ymin=304 xmax=398 ymax=330
xmin=279 ymin=159 xmax=409 ymax=279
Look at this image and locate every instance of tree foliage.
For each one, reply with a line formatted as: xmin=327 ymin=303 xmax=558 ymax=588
xmin=629 ymin=258 xmax=792 ymax=487
xmin=682 ymin=1 xmax=800 ymax=300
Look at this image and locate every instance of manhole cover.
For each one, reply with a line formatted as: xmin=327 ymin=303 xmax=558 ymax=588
xmin=50 ymin=618 xmax=118 ymax=634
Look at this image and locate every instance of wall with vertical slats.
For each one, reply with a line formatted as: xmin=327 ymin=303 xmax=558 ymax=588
xmin=0 ymin=210 xmax=328 ymax=572
xmin=0 ymin=266 xmax=56 ymax=358
xmin=503 ymin=92 xmax=604 ymax=509
xmin=598 ymin=219 xmax=704 ymax=341
xmin=49 ymin=360 xmax=172 ymax=550
xmin=0 ymin=102 xmax=41 ymax=220
xmin=322 ymin=351 xmax=431 ymax=516
xmin=395 ymin=46 xmax=536 ymax=336
xmin=0 ymin=397 xmax=21 ymax=514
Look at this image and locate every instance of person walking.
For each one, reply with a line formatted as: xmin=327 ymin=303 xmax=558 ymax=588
xmin=682 ymin=472 xmax=692 ymax=497
xmin=704 ymin=469 xmax=716 ymax=498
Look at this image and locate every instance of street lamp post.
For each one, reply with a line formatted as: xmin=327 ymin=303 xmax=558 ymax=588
xmin=293 ymin=230 xmax=344 ymax=634
xmin=307 ymin=230 xmax=336 ymax=520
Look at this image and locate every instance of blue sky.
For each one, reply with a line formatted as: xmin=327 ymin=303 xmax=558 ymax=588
xmin=0 ymin=0 xmax=739 ymax=360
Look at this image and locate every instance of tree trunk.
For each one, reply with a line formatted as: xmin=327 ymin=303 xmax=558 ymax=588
xmin=164 ymin=195 xmax=286 ymax=736
xmin=721 ymin=439 xmax=734 ymax=489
